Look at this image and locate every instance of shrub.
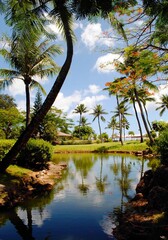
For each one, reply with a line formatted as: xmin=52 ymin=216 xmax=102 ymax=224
xmin=0 ymin=139 xmax=15 ymax=161
xmin=17 ymin=139 xmax=53 ymax=170
xmin=157 ymin=130 xmax=168 ymax=165
xmin=60 ymin=140 xmax=92 ymax=145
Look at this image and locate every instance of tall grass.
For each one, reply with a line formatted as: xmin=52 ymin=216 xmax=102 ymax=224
xmin=54 ymin=141 xmax=147 ymax=153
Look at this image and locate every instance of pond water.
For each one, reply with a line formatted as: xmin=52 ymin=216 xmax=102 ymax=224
xmin=0 ymin=154 xmax=150 ymax=240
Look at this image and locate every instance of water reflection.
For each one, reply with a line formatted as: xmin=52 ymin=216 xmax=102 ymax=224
xmin=95 ymin=155 xmax=108 ymax=194
xmin=0 ymin=154 xmax=150 ymax=240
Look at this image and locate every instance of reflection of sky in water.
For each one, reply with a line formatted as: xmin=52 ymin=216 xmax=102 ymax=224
xmin=0 ymin=154 xmax=150 ymax=240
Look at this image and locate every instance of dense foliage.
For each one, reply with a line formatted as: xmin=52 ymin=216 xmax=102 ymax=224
xmin=0 ymin=139 xmax=15 ymax=161
xmin=16 ymin=139 xmax=53 ymax=170
xmin=157 ymin=130 xmax=168 ymax=165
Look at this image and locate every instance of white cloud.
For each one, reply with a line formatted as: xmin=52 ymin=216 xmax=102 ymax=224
xmin=53 ymin=84 xmax=108 ymax=119
xmin=84 ymin=84 xmax=102 ymax=95
xmin=73 ymin=21 xmax=83 ymax=30
xmin=8 ymin=75 xmax=48 ymax=98
xmin=8 ymin=78 xmax=25 ymax=96
xmin=94 ymin=53 xmax=124 ymax=73
xmin=17 ymin=100 xmax=26 ymax=111
xmin=53 ymin=90 xmax=82 ymax=112
xmin=68 ymin=94 xmax=108 ymax=118
xmin=81 ymin=23 xmax=114 ymax=50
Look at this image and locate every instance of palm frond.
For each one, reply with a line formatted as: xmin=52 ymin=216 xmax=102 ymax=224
xmin=0 ymin=78 xmax=14 ymax=90
xmin=30 ymin=79 xmax=46 ymax=96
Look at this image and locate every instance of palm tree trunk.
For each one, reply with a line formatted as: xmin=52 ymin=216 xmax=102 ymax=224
xmin=98 ymin=116 xmax=102 ymax=143
xmin=116 ymin=94 xmax=123 ymax=145
xmin=143 ymin=103 xmax=152 ymax=130
xmin=79 ymin=113 xmax=82 ymax=139
xmin=25 ymin=82 xmax=31 ymax=127
xmin=0 ymin=4 xmax=73 ymax=173
xmin=132 ymin=98 xmax=143 ymax=143
xmin=134 ymin=88 xmax=154 ymax=145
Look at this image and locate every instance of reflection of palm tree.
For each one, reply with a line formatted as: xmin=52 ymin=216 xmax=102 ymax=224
xmin=110 ymin=158 xmax=120 ymax=179
xmin=78 ymin=172 xmax=89 ymax=195
xmin=96 ymin=156 xmax=108 ymax=194
xmin=111 ymin=156 xmax=132 ymax=212
xmin=8 ymin=210 xmax=35 ymax=240
xmin=73 ymin=155 xmax=95 ymax=196
xmin=118 ymin=157 xmax=132 ymax=211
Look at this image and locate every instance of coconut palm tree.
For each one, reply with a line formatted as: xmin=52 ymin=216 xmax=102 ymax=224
xmin=73 ymin=104 xmax=88 ymax=139
xmin=91 ymin=104 xmax=107 ymax=143
xmin=0 ymin=1 xmax=75 ymax=172
xmin=0 ymin=0 xmax=135 ymax=172
xmin=0 ymin=35 xmax=61 ymax=127
xmin=156 ymin=94 xmax=168 ymax=116
xmin=80 ymin=116 xmax=90 ymax=127
xmin=113 ymin=101 xmax=131 ymax=144
xmin=106 ymin=116 xmax=119 ymax=141
xmin=122 ymin=88 xmax=144 ymax=143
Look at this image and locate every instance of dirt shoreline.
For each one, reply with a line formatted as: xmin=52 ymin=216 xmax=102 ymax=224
xmin=113 ymin=166 xmax=168 ymax=240
xmin=0 ymin=162 xmax=67 ymax=209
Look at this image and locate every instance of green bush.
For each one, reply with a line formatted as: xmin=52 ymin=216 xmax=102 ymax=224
xmin=0 ymin=139 xmax=15 ymax=161
xmin=61 ymin=140 xmax=92 ymax=145
xmin=157 ymin=130 xmax=168 ymax=165
xmin=17 ymin=139 xmax=53 ymax=170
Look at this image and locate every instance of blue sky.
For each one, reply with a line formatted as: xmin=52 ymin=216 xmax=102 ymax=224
xmin=0 ymin=15 xmax=167 ymax=137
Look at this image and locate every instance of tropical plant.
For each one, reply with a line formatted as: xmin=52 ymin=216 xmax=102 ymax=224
xmin=112 ymin=46 xmax=161 ymax=145
xmin=106 ymin=116 xmax=119 ymax=141
xmin=91 ymin=104 xmax=107 ymax=143
xmin=128 ymin=131 xmax=135 ymax=139
xmin=156 ymin=94 xmax=168 ymax=116
xmin=0 ymin=94 xmax=24 ymax=139
xmin=0 ymin=35 xmax=61 ymax=127
xmin=73 ymin=104 xmax=88 ymax=139
xmin=113 ymin=101 xmax=131 ymax=144
xmin=0 ymin=0 xmax=138 ymax=172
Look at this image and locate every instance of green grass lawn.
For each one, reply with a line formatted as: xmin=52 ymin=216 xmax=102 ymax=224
xmin=54 ymin=140 xmax=148 ymax=153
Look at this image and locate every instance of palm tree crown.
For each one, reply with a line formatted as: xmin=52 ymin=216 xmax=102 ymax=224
xmin=0 ymin=35 xmax=62 ymax=126
xmin=156 ymin=94 xmax=168 ymax=116
xmin=91 ymin=104 xmax=107 ymax=142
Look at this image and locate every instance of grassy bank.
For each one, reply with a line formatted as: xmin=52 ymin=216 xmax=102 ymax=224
xmin=54 ymin=141 xmax=148 ymax=153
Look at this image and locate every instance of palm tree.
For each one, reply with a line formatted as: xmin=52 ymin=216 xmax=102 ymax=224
xmin=156 ymin=94 xmax=168 ymax=116
xmin=128 ymin=131 xmax=135 ymax=140
xmin=0 ymin=0 xmax=135 ymax=172
xmin=113 ymin=101 xmax=131 ymax=144
xmin=0 ymin=35 xmax=61 ymax=127
xmin=80 ymin=116 xmax=90 ymax=126
xmin=106 ymin=116 xmax=119 ymax=141
xmin=91 ymin=104 xmax=107 ymax=143
xmin=0 ymin=1 xmax=75 ymax=172
xmin=138 ymin=87 xmax=156 ymax=130
xmin=123 ymin=88 xmax=144 ymax=143
xmin=73 ymin=104 xmax=88 ymax=139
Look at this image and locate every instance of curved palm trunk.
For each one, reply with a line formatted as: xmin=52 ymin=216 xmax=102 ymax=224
xmin=132 ymin=97 xmax=143 ymax=143
xmin=98 ymin=116 xmax=102 ymax=143
xmin=0 ymin=4 xmax=73 ymax=173
xmin=143 ymin=103 xmax=152 ymax=130
xmin=25 ymin=82 xmax=31 ymax=127
xmin=116 ymin=95 xmax=123 ymax=145
xmin=134 ymin=88 xmax=154 ymax=145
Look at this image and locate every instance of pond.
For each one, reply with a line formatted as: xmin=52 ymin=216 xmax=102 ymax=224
xmin=0 ymin=153 xmax=150 ymax=240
